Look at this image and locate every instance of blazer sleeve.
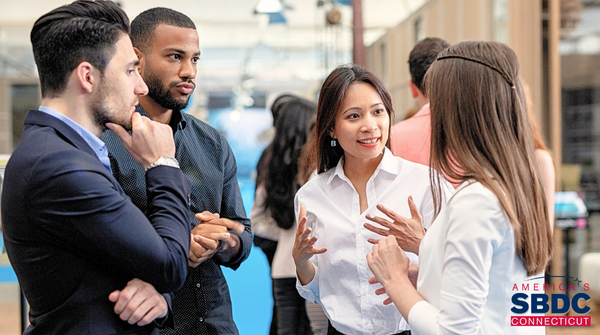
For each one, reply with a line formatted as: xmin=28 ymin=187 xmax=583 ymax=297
xmin=29 ymin=161 xmax=191 ymax=293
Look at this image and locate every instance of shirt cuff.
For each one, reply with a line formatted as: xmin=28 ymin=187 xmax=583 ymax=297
xmin=408 ymin=300 xmax=438 ymax=334
xmin=214 ymin=228 xmax=251 ymax=269
xmin=295 ymin=263 xmax=320 ymax=305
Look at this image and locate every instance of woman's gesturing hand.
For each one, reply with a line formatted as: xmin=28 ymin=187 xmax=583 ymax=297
xmin=292 ymin=204 xmax=327 ymax=263
xmin=364 ymin=196 xmax=425 ymax=255
xmin=292 ymin=204 xmax=327 ymax=285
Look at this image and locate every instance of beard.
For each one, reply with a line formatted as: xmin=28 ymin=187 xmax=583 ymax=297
xmin=91 ymin=78 xmax=133 ymax=131
xmin=144 ymin=72 xmax=192 ymax=112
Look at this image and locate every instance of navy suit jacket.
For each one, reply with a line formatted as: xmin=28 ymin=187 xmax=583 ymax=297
xmin=1 ymin=110 xmax=191 ymax=334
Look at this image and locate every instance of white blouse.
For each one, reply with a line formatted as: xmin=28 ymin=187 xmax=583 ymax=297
xmin=409 ymin=181 xmax=542 ymax=335
xmin=295 ymin=148 xmax=454 ymax=335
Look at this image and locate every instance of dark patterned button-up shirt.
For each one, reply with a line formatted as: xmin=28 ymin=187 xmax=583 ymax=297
xmin=101 ymin=106 xmax=252 ymax=335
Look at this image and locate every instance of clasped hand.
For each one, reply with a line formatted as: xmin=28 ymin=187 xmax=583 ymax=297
xmin=108 ymin=278 xmax=167 ymax=326
xmin=188 ymin=211 xmax=245 ymax=268
xmin=366 ymin=236 xmax=418 ymax=304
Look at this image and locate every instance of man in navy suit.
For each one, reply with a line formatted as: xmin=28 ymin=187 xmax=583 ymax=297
xmin=1 ymin=1 xmax=192 ymax=334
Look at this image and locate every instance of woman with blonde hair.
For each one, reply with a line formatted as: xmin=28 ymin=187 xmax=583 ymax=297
xmin=367 ymin=41 xmax=553 ymax=334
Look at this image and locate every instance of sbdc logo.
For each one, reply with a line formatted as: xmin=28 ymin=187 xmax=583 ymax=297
xmin=510 ymin=278 xmax=591 ymax=327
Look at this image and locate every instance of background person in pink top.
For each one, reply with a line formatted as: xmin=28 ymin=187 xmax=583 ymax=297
xmin=390 ymin=38 xmax=449 ymax=167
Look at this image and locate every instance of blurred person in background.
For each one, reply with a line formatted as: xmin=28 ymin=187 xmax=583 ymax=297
xmin=253 ymin=93 xmax=300 ymax=335
xmin=390 ymin=37 xmax=450 ymax=168
xmin=251 ymin=97 xmax=318 ymax=335
xmin=254 ymin=94 xmax=301 ymax=267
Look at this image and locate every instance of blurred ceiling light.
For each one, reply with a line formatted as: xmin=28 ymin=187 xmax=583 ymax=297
xmin=254 ymin=0 xmax=285 ymax=14
xmin=254 ymin=0 xmax=290 ymax=24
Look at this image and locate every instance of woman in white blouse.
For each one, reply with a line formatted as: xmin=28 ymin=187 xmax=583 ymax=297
xmin=366 ymin=41 xmax=553 ymax=335
xmin=291 ymin=64 xmax=453 ymax=335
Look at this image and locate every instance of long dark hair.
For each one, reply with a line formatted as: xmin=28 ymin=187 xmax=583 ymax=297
xmin=306 ymin=64 xmax=394 ymax=173
xmin=261 ymin=98 xmax=317 ymax=229
xmin=425 ymin=41 xmax=552 ymax=275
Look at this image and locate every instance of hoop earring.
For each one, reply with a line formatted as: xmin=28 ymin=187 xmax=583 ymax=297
xmin=331 ymin=139 xmax=337 ymax=147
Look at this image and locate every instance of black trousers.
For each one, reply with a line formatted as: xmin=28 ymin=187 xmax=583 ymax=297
xmin=273 ymin=278 xmax=313 ymax=335
xmin=326 ymin=320 xmax=411 ymax=335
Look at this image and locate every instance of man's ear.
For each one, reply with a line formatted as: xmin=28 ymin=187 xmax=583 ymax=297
xmin=74 ymin=62 xmax=96 ymax=94
xmin=409 ymin=79 xmax=420 ymax=99
xmin=134 ymin=47 xmax=145 ymax=75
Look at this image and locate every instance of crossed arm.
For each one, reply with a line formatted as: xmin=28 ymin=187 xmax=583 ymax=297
xmin=110 ymin=128 xmax=251 ymax=326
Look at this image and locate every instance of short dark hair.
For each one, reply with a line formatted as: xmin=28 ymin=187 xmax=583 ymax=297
xmin=408 ymin=37 xmax=450 ymax=95
xmin=130 ymin=7 xmax=196 ymax=51
xmin=31 ymin=0 xmax=130 ymax=98
xmin=307 ymin=64 xmax=395 ymax=173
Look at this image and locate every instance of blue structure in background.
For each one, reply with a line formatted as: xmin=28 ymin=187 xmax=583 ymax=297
xmin=0 ymin=234 xmax=19 ymax=282
xmin=208 ymin=107 xmax=274 ymax=335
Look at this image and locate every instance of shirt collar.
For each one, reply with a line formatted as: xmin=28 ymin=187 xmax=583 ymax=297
xmin=38 ymin=105 xmax=111 ymax=172
xmin=135 ymin=105 xmax=187 ymax=135
xmin=414 ymin=103 xmax=430 ymax=117
xmin=326 ymin=146 xmax=397 ymax=185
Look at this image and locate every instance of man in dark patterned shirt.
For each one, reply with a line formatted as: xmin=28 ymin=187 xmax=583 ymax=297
xmin=101 ymin=7 xmax=252 ymax=335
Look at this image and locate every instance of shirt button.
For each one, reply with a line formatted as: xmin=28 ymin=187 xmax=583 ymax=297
xmin=196 ymin=283 xmax=201 ymax=288
xmin=199 ymin=317 xmax=204 ymax=322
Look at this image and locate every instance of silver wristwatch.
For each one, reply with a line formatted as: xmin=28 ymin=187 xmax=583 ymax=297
xmin=145 ymin=156 xmax=180 ymax=171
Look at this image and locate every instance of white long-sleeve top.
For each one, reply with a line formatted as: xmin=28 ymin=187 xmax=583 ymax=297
xmin=409 ymin=181 xmax=542 ymax=335
xmin=250 ymin=184 xmax=282 ymax=241
xmin=250 ymin=183 xmax=301 ymax=279
xmin=295 ymin=148 xmax=454 ymax=335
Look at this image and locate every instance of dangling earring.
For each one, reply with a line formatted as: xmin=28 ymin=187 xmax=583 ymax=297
xmin=331 ymin=138 xmax=337 ymax=147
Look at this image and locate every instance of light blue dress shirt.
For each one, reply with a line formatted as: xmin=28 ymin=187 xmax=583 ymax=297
xmin=38 ymin=106 xmax=111 ymax=172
